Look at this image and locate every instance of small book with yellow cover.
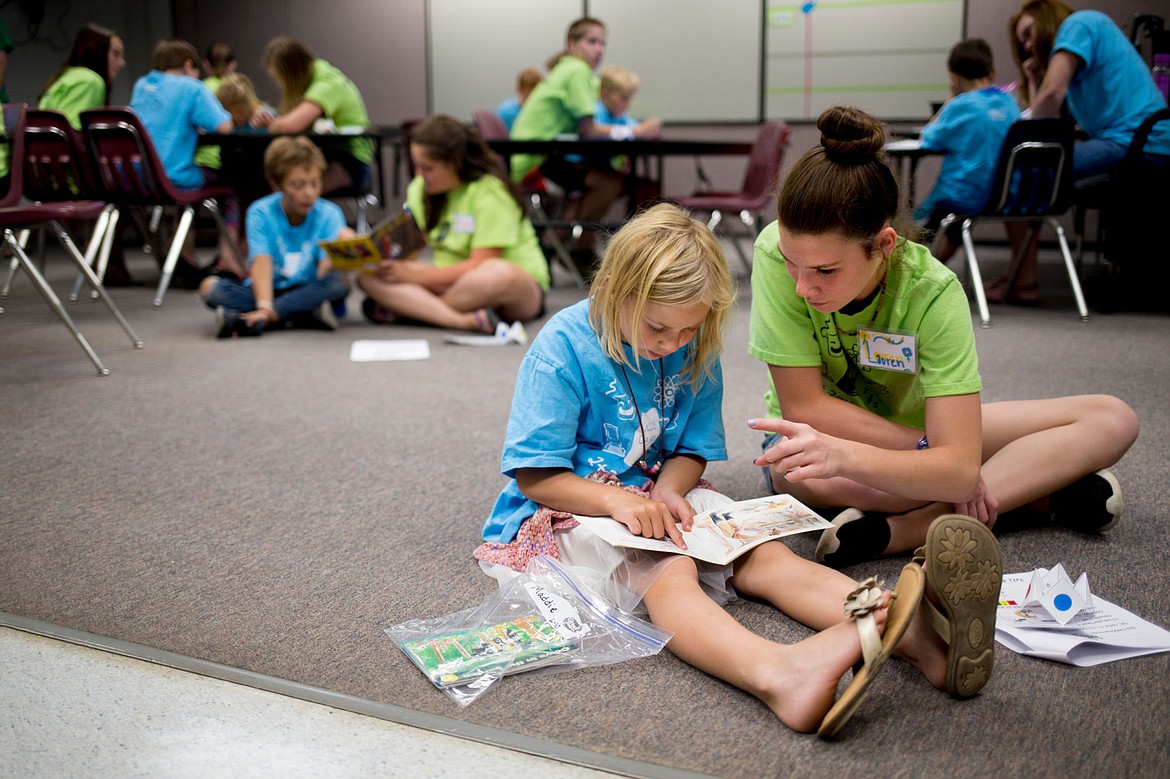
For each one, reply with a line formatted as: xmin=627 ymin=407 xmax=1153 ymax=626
xmin=319 ymin=211 xmax=428 ymax=272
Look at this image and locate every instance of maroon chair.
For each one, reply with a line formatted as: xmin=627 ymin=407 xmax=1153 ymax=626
xmin=79 ymin=107 xmax=240 ymax=307
xmin=0 ymin=103 xmax=143 ymax=375
xmin=12 ymin=108 xmax=120 ymax=302
xmin=676 ymin=121 xmax=791 ymax=272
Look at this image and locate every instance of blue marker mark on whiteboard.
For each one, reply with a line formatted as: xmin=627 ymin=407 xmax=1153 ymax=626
xmin=802 ymin=1 xmax=817 ymax=12
xmin=1054 ymin=593 xmax=1073 ymax=611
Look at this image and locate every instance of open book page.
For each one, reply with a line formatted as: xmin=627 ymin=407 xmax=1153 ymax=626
xmin=575 ymin=494 xmax=832 ymax=565
xmin=318 ymin=235 xmax=381 ymax=272
xmin=398 ymin=614 xmax=579 ymax=688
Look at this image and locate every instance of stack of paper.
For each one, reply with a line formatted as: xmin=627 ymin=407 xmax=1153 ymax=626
xmin=995 ymin=567 xmax=1170 ymax=666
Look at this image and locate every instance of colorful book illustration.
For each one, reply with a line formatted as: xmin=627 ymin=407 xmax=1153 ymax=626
xmin=398 ymin=614 xmax=579 ymax=688
xmin=575 ymin=493 xmax=832 ymax=565
xmin=319 ymin=211 xmax=427 ymax=272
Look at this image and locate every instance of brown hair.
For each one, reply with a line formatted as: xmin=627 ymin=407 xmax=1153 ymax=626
xmin=546 ymin=16 xmax=605 ymax=70
xmin=262 ymin=36 xmax=315 ymax=114
xmin=151 ymin=39 xmax=200 ymax=72
xmin=948 ymin=38 xmax=995 ymax=81
xmin=39 ymin=23 xmax=119 ymax=103
xmin=409 ymin=114 xmax=525 ymax=232
xmin=264 ymin=135 xmax=326 ymax=187
xmin=517 ymin=67 xmax=542 ymax=93
xmin=777 ymin=105 xmax=916 ymax=251
xmin=1009 ymin=1 xmax=1074 ymax=103
xmin=203 ymin=43 xmax=236 ymax=77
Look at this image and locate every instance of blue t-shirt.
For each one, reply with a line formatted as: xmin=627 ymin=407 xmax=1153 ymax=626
xmin=245 ymin=192 xmax=347 ymax=290
xmin=918 ymin=87 xmax=1020 ymax=218
xmin=1055 ymin=10 xmax=1170 ymax=156
xmin=483 ymin=299 xmax=728 ymax=544
xmin=594 ymin=102 xmax=638 ymax=128
xmin=496 ymin=97 xmax=522 ymax=132
xmin=130 ymin=71 xmax=230 ymax=189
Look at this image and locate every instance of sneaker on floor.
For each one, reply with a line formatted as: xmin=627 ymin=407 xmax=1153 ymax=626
xmin=288 ymin=307 xmax=336 ymax=331
xmin=361 ymin=297 xmax=396 ymax=325
xmin=815 ymin=508 xmax=892 ymax=569
xmin=214 ymin=307 xmax=261 ymax=339
xmin=1048 ymin=468 xmax=1123 ymax=533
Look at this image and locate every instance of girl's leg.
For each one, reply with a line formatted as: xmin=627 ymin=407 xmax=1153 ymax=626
xmin=441 ymin=260 xmax=544 ymax=322
xmin=356 ymin=274 xmax=480 ymax=330
xmin=643 ymin=555 xmax=884 ymax=733
xmin=880 ymin=394 xmax=1138 ymax=553
xmin=730 ymin=541 xmax=857 ymax=629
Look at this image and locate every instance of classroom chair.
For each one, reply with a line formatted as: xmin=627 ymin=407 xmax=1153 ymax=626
xmin=0 ymin=103 xmax=143 ymax=375
xmin=938 ymin=118 xmax=1088 ymax=327
xmin=2 ymin=109 xmax=121 ymax=303
xmin=78 ymin=107 xmax=240 ymax=308
xmin=676 ymin=121 xmax=790 ymax=273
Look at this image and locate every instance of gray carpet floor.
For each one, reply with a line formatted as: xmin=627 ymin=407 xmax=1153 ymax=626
xmin=2 ymin=245 xmax=1169 ymax=778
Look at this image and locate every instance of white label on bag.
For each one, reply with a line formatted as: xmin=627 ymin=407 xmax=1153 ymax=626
xmin=524 ymin=582 xmax=591 ymax=638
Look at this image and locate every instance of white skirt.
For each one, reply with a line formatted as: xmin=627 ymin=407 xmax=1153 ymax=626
xmin=479 ymin=487 xmax=739 ymax=616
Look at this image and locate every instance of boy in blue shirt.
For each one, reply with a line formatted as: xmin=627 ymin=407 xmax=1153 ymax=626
xmin=131 ymin=39 xmax=243 ymax=281
xmin=198 ymin=136 xmax=355 ymax=338
xmin=917 ymin=39 xmax=1020 ymax=265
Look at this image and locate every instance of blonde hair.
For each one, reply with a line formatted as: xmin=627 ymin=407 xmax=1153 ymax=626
xmin=588 ymin=204 xmax=735 ymax=386
xmin=264 ymin=135 xmax=326 ymax=187
xmin=599 ymin=65 xmax=639 ymax=95
xmin=262 ymin=36 xmax=315 ymax=114
xmin=216 ymin=73 xmax=260 ymax=113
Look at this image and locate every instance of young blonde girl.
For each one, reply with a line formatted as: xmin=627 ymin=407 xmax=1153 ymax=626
xmin=474 ymin=203 xmax=972 ymax=736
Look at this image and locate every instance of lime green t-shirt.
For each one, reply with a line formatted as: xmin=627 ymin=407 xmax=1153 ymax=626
xmin=194 ymin=75 xmax=224 ymax=170
xmin=747 ymin=220 xmax=981 ymax=429
xmin=508 ymin=55 xmax=598 ymax=181
xmin=305 ymin=59 xmax=373 ymax=164
xmin=406 ymin=174 xmax=550 ymax=291
xmin=38 ymin=67 xmax=105 ymax=129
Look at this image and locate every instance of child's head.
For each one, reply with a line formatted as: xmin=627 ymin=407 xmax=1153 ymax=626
xmin=516 ymin=67 xmax=542 ymax=102
xmin=598 ymin=65 xmax=640 ymax=117
xmin=776 ymin=106 xmax=914 ymax=312
xmin=264 ymin=135 xmax=326 ymax=189
xmin=41 ymin=23 xmax=123 ymax=102
xmin=203 ymin=43 xmax=237 ymax=78
xmin=947 ymin=38 xmax=995 ymax=92
xmin=216 ymin=73 xmax=261 ymax=126
xmin=262 ymin=36 xmax=315 ymax=112
xmin=563 ymin=17 xmax=606 ymax=70
xmin=589 ymin=203 xmax=734 ymax=385
xmin=152 ymin=39 xmax=201 ymax=76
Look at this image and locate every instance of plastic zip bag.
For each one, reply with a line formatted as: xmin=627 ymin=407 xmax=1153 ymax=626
xmin=386 ymin=555 xmax=672 ymax=706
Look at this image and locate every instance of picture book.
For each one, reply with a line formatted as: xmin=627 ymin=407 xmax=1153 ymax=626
xmin=575 ymin=493 xmax=833 ymax=565
xmin=398 ymin=614 xmax=579 ymax=688
xmin=318 ymin=211 xmax=428 ymax=272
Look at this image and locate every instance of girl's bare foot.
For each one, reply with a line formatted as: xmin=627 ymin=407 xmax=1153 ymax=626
xmin=894 ymin=605 xmax=949 ymax=691
xmin=755 ymin=593 xmax=890 ymax=733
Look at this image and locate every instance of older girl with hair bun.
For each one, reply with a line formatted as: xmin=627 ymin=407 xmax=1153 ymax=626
xmin=749 ymin=105 xmax=1138 ymax=573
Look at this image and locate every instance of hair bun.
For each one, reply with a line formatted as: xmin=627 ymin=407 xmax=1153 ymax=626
xmin=817 ymin=105 xmax=886 ymax=164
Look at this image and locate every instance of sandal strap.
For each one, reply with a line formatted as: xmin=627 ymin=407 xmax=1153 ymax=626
xmin=843 ymin=576 xmax=884 ymax=666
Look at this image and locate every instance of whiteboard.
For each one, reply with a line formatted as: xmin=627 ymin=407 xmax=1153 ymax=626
xmin=428 ymin=0 xmax=581 ymax=121
xmin=428 ymin=0 xmax=966 ymax=124
xmin=765 ymin=0 xmax=965 ymax=121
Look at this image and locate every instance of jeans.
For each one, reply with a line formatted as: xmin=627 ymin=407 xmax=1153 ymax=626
xmin=1073 ymin=138 xmax=1129 ymax=180
xmin=203 ymin=272 xmax=349 ymax=320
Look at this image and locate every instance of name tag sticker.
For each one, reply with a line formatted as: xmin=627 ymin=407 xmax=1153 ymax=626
xmin=452 ymin=213 xmax=475 ymax=233
xmin=858 ymin=328 xmax=917 ymax=374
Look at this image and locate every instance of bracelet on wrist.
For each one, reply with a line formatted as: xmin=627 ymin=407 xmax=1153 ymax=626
xmin=916 ymin=435 xmax=929 ymax=450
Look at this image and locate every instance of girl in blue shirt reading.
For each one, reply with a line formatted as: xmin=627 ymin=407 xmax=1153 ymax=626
xmin=474 ymin=203 xmax=944 ymax=736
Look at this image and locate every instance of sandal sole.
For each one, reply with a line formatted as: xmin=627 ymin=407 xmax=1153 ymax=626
xmin=922 ymin=515 xmax=1002 ymax=698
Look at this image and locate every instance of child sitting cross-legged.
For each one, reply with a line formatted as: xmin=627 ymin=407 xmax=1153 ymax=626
xmin=198 ymin=136 xmax=354 ymax=338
